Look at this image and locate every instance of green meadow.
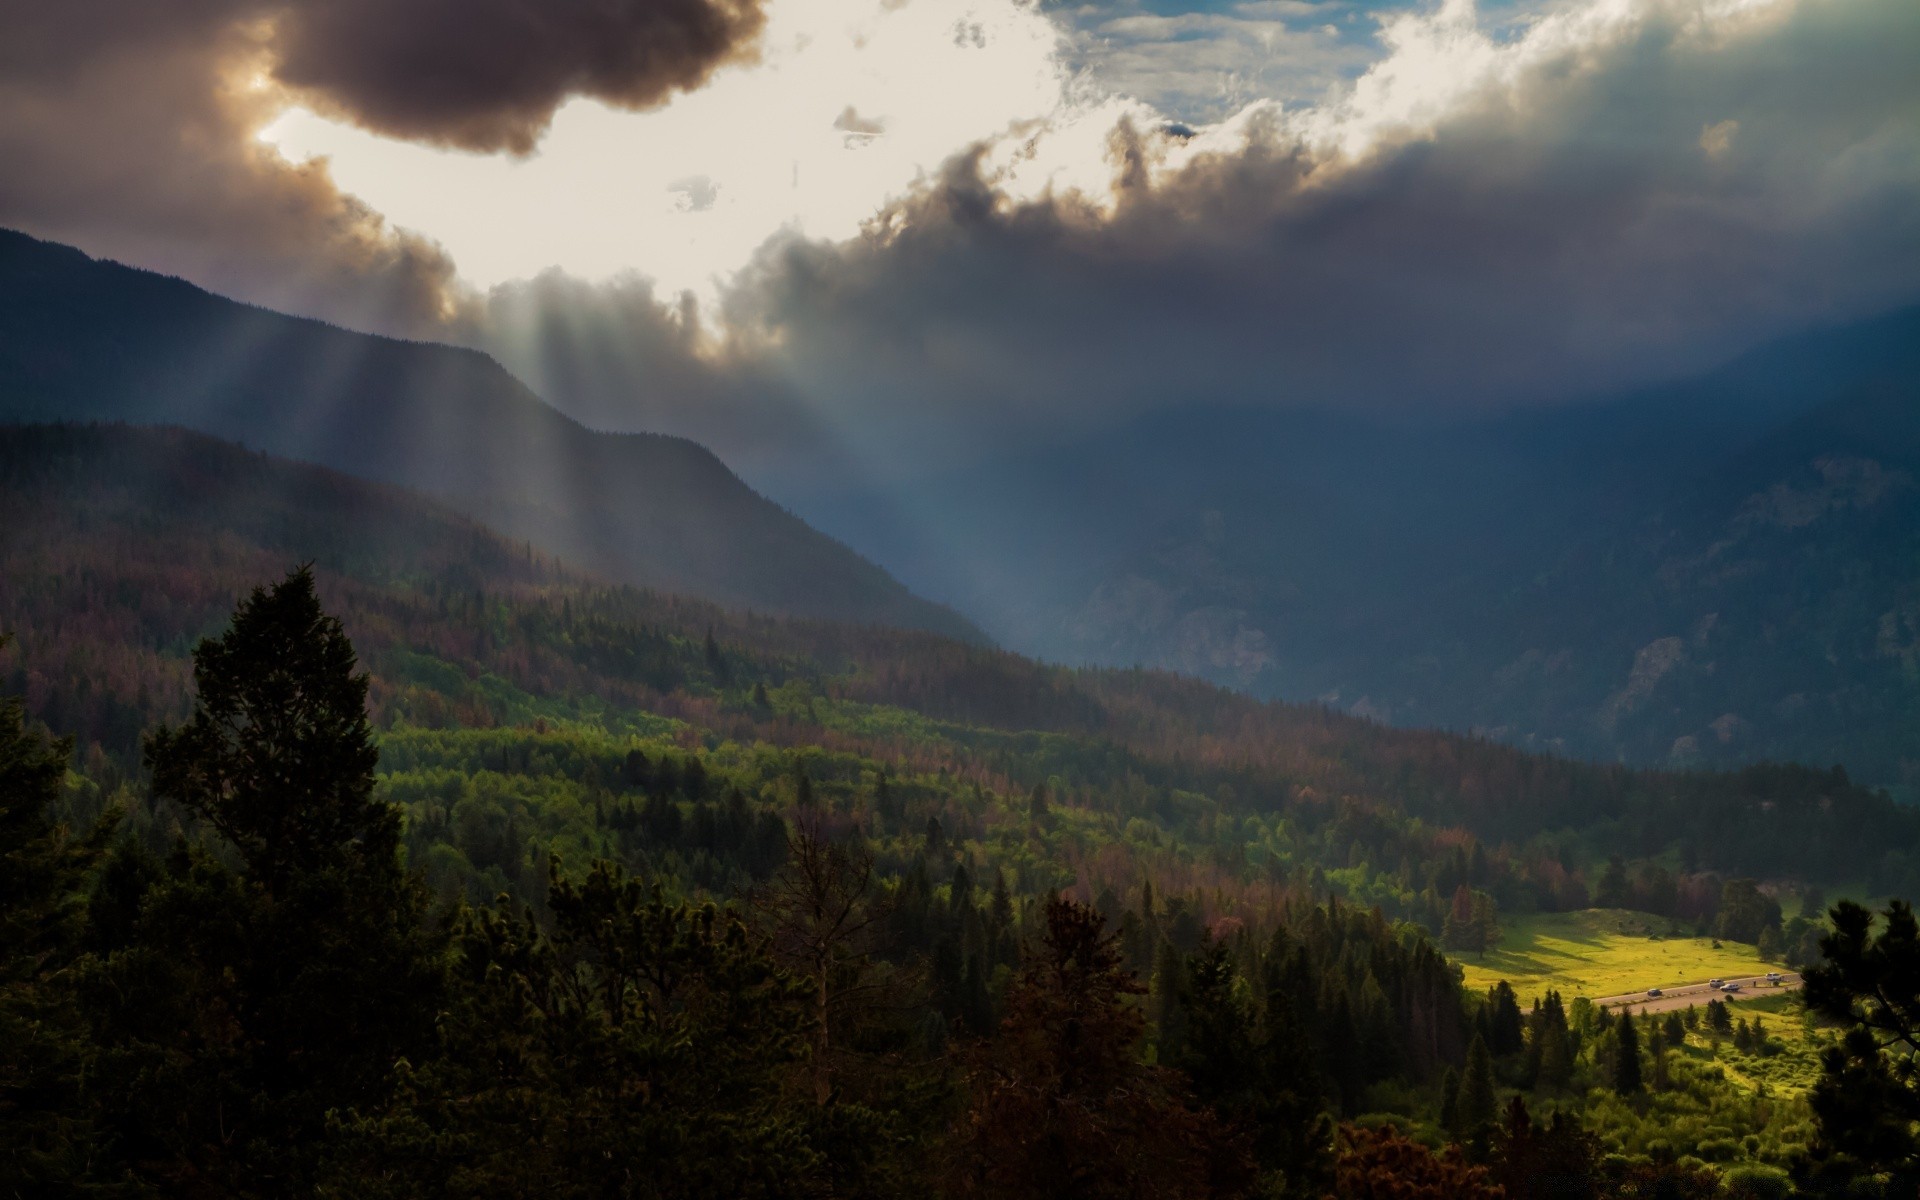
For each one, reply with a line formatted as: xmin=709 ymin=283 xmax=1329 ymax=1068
xmin=1455 ymin=909 xmax=1789 ymax=1003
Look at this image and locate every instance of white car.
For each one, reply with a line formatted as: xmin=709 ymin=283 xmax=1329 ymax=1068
xmin=1766 ymin=972 xmax=1783 ymax=983
xmin=1722 ymin=983 xmax=1742 ymax=994
xmin=1708 ymin=978 xmax=1724 ymax=988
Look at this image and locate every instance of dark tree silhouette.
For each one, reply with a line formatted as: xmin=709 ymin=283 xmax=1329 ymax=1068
xmin=0 ymin=638 xmax=115 ymax=1188
xmin=1801 ymin=900 xmax=1920 ymax=1185
xmin=86 ymin=568 xmax=442 ymax=1191
xmin=948 ymin=897 xmax=1251 ymax=1199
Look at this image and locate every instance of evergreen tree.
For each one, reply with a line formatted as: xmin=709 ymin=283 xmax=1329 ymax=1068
xmin=144 ymin=566 xmax=389 ymax=893
xmin=1178 ymin=940 xmax=1332 ymax=1193
xmin=0 ymin=644 xmax=116 ymax=1190
xmin=1647 ymin=1023 xmax=1669 ymax=1092
xmin=1706 ymin=999 xmax=1734 ymax=1035
xmin=1801 ymin=900 xmax=1920 ymax=1185
xmin=1663 ymin=1012 xmax=1686 ymax=1047
xmin=86 ymin=568 xmax=443 ymax=1192
xmin=1594 ymin=857 xmax=1631 ymax=909
xmin=1491 ymin=1096 xmax=1600 ymax=1200
xmin=1613 ymin=1012 xmax=1642 ymax=1095
xmin=1152 ymin=938 xmax=1190 ymax=1057
xmin=948 ymin=897 xmax=1250 ymax=1199
xmin=1527 ymin=991 xmax=1573 ymax=1093
xmin=1485 ymin=981 xmax=1525 ymax=1057
xmin=334 ymin=861 xmax=825 ymax=1198
xmin=1458 ymin=1035 xmax=1498 ymax=1134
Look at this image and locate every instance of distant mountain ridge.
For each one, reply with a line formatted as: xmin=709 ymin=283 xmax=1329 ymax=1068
xmin=792 ymin=307 xmax=1920 ymax=789
xmin=0 ymin=228 xmax=982 ymax=642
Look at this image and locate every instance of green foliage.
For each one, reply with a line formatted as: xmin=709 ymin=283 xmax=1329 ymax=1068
xmin=1801 ymin=899 xmax=1920 ymax=1187
xmin=1458 ymin=1035 xmax=1499 ymax=1133
xmin=78 ymin=569 xmax=445 ymax=1193
xmin=0 ymin=636 xmax=117 ymax=1192
xmin=1 ymin=451 xmax=1911 ymax=1194
xmin=1716 ymin=879 xmax=1784 ymax=946
xmin=947 ymin=897 xmax=1250 ymax=1199
xmin=1614 ymin=1011 xmax=1643 ymax=1096
xmin=332 ymin=864 xmax=826 ymax=1198
xmin=1175 ymin=938 xmax=1334 ymax=1193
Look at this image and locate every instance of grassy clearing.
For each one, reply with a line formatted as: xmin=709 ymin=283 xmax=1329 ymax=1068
xmin=1455 ymin=909 xmax=1788 ymax=1003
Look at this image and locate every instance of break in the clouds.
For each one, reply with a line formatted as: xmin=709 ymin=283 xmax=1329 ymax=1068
xmin=1049 ymin=0 xmax=1379 ymax=121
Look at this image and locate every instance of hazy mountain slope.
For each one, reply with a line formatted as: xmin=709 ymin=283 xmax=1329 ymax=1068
xmin=792 ymin=309 xmax=1920 ymax=786
xmin=4 ymin=421 xmax=1914 ymax=900
xmin=0 ymin=228 xmax=980 ymax=641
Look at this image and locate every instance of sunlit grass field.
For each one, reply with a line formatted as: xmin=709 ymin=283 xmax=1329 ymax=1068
xmin=1455 ymin=909 xmax=1788 ymax=1003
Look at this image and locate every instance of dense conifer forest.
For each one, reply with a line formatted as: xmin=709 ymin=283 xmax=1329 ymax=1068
xmin=6 ymin=424 xmax=1920 ymax=1196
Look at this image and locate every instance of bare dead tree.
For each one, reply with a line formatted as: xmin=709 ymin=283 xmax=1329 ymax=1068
xmin=751 ymin=808 xmax=893 ymax=1105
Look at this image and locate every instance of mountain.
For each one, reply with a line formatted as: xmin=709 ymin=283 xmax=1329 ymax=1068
xmin=5 ymin=420 xmax=1914 ymax=907
xmin=0 ymin=228 xmax=981 ymax=642
xmin=790 ymin=308 xmax=1920 ymax=788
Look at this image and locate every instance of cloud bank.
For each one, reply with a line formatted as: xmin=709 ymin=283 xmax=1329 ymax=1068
xmin=0 ymin=0 xmax=1915 ymax=490
xmin=602 ymin=0 xmax=1905 ymax=486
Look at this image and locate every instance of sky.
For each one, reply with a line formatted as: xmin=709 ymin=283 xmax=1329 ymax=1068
xmin=1 ymin=0 xmax=1916 ymax=491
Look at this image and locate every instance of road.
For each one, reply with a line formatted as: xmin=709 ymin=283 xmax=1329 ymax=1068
xmin=1593 ymin=973 xmax=1803 ymax=1016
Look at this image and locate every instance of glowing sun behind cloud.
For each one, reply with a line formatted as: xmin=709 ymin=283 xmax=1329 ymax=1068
xmin=260 ymin=0 xmax=1074 ymax=302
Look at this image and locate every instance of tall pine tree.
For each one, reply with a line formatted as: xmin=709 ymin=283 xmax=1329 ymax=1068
xmin=86 ymin=567 xmax=443 ymax=1192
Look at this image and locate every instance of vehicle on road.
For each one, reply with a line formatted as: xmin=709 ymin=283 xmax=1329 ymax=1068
xmin=1723 ymin=983 xmax=1742 ymax=993
xmin=1646 ymin=988 xmax=1663 ymax=998
xmin=1766 ymin=972 xmax=1783 ymax=983
xmin=1709 ymin=978 xmax=1724 ymax=987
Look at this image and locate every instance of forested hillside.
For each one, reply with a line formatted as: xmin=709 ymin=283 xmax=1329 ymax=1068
xmin=5 ymin=423 xmax=1913 ymax=920
xmin=5 ymin=422 xmax=1917 ymax=1194
xmin=0 ymin=229 xmax=980 ymax=640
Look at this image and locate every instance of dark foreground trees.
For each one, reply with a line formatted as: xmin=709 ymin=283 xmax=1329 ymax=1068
xmin=333 ymin=864 xmax=826 ymax=1198
xmin=0 ymin=635 xmax=111 ymax=1190
xmin=12 ymin=565 xmax=1881 ymax=1198
xmin=947 ymin=896 xmax=1253 ymax=1199
xmin=84 ymin=567 xmax=444 ymax=1192
xmin=1801 ymin=899 xmax=1920 ymax=1190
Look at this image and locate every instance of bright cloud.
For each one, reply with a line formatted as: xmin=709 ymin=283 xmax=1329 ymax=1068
xmin=261 ymin=0 xmax=1072 ymax=301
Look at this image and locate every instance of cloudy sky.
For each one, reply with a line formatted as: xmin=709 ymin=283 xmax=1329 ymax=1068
xmin=2 ymin=0 xmax=1916 ymax=490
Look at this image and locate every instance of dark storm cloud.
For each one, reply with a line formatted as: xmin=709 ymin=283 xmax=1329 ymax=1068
xmin=721 ymin=0 xmax=1920 ymax=456
xmin=273 ymin=0 xmax=767 ymax=154
xmin=0 ymin=0 xmax=463 ymax=335
xmin=0 ymin=0 xmax=766 ymax=330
